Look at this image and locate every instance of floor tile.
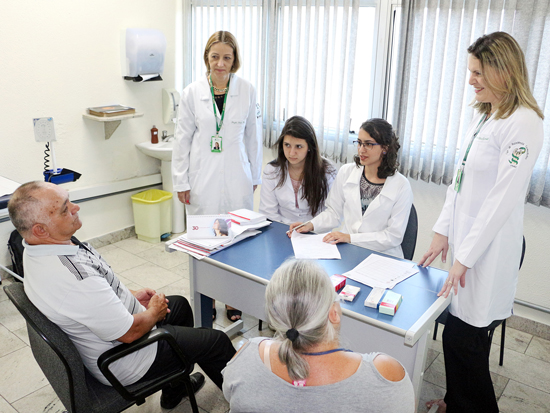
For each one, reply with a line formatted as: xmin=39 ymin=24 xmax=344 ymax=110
xmin=424 ymin=352 xmax=509 ymax=398
xmin=0 ymin=299 xmax=26 ymax=332
xmin=0 ymin=347 xmax=48 ymax=403
xmin=418 ymin=381 xmax=446 ymax=413
xmin=424 ymin=353 xmax=446 ymax=388
xmin=428 ymin=325 xmax=443 ymax=353
xmin=0 ymin=324 xmax=26 ymax=358
xmin=192 ymin=367 xmax=229 ymax=413
xmin=0 ymin=395 xmax=17 ymax=413
xmin=424 ymin=348 xmax=439 ymax=372
xmin=491 ymin=325 xmax=533 ymax=354
xmin=12 ymin=326 xmax=29 ymax=346
xmin=113 ymin=236 xmax=157 ymax=254
xmin=124 ymin=391 xmax=161 ymax=413
xmin=171 ymin=262 xmax=190 ymax=280
xmin=95 ymin=243 xmax=118 ymax=253
xmin=140 ymin=244 xmax=189 ymax=270
xmin=97 ymin=247 xmax=147 ymax=273
xmin=0 ymin=279 xmax=16 ymax=303
xmin=157 ymin=279 xmax=190 ymax=301
xmin=120 ymin=262 xmax=182 ymax=291
xmin=525 ymin=336 xmax=550 ymax=363
xmin=231 ymin=334 xmax=249 ymax=351
xmin=11 ymin=385 xmax=66 ymax=413
xmin=241 ymin=324 xmax=275 ymax=340
xmin=490 ymin=345 xmax=550 ymax=394
xmin=498 ymin=380 xmax=550 ymax=413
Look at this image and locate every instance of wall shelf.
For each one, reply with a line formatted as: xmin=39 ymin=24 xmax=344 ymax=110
xmin=82 ymin=112 xmax=144 ymax=139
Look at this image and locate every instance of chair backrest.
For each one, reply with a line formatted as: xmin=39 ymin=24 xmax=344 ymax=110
xmin=401 ymin=204 xmax=418 ymax=261
xmin=3 ymin=282 xmax=92 ymax=413
xmin=520 ymin=236 xmax=526 ymax=270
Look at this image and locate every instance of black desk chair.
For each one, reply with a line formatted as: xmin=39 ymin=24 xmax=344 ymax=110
xmin=432 ymin=236 xmax=526 ymax=366
xmin=401 ymin=204 xmax=418 ymax=261
xmin=4 ymin=282 xmax=199 ymax=413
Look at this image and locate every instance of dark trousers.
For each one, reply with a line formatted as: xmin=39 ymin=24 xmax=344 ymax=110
xmin=138 ymin=296 xmax=235 ymax=398
xmin=442 ymin=312 xmax=498 ymax=413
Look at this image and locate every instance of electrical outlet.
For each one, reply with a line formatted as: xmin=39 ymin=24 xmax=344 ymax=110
xmin=33 ymin=117 xmax=56 ymax=142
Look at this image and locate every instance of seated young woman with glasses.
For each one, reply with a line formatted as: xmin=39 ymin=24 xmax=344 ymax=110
xmin=289 ymin=118 xmax=413 ymax=258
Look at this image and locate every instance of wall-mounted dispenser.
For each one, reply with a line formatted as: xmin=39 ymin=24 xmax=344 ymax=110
xmin=162 ymin=88 xmax=180 ymax=124
xmin=122 ymin=28 xmax=166 ymax=82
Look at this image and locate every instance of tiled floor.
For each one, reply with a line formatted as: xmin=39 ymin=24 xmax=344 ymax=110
xmin=0 ymin=236 xmax=549 ymax=412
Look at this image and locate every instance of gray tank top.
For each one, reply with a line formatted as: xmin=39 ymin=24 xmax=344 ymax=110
xmin=222 ymin=337 xmax=415 ymax=413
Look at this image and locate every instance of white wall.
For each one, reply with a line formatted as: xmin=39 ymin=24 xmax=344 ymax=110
xmin=0 ymin=1 xmax=178 ymax=265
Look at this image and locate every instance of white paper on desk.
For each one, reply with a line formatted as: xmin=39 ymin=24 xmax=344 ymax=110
xmin=291 ymin=231 xmax=341 ymax=260
xmin=344 ymin=254 xmax=418 ymax=289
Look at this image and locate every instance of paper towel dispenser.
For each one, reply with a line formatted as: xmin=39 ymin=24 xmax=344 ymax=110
xmin=122 ymin=28 xmax=166 ymax=82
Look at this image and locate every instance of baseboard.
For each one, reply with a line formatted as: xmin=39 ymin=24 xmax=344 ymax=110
xmin=85 ymin=226 xmax=136 ymax=249
xmin=508 ymin=314 xmax=550 ymax=341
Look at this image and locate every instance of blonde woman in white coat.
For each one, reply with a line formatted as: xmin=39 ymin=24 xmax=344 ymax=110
xmin=420 ymin=32 xmax=544 ymax=413
xmin=173 ymin=31 xmax=262 ymax=322
xmin=172 ymin=31 xmax=262 ymax=216
xmin=260 ymin=116 xmax=336 ymax=225
xmin=289 ymin=118 xmax=413 ymax=259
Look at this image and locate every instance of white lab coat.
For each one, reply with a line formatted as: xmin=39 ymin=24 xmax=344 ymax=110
xmin=172 ymin=74 xmax=263 ymax=215
xmin=310 ymin=163 xmax=413 ymax=258
xmin=259 ymin=161 xmax=336 ymax=225
xmin=433 ymin=107 xmax=543 ymax=328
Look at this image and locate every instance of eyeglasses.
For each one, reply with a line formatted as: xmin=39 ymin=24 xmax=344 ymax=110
xmin=353 ymin=140 xmax=381 ymax=150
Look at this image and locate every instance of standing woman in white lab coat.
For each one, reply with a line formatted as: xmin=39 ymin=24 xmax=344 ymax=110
xmin=172 ymin=31 xmax=262 ymax=216
xmin=172 ymin=31 xmax=262 ymax=322
xmin=259 ymin=116 xmax=336 ymax=225
xmin=420 ymin=32 xmax=544 ymax=413
xmin=289 ymin=118 xmax=413 ymax=259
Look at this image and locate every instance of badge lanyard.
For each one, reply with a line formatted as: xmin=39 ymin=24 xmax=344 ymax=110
xmin=454 ymin=113 xmax=491 ymax=192
xmin=209 ymin=74 xmax=231 ymax=153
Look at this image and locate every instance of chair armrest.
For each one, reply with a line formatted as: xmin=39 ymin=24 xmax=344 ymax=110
xmin=97 ymin=328 xmax=193 ymax=403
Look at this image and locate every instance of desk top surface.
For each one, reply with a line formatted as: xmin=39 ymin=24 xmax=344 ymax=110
xmin=209 ymin=221 xmax=448 ymax=333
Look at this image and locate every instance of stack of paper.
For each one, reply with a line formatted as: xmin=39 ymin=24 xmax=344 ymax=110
xmin=343 ymin=254 xmax=418 ymax=289
xmin=229 ymin=209 xmax=268 ymax=225
xmin=169 ymin=221 xmax=271 ymax=260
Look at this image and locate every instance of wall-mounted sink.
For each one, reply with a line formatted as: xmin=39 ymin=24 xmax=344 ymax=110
xmin=136 ymin=140 xmax=173 ymax=162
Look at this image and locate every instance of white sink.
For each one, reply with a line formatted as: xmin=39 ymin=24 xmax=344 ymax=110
xmin=136 ymin=140 xmax=174 ymax=162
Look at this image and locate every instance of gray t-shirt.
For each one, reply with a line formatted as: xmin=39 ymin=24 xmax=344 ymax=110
xmin=222 ymin=337 xmax=415 ymax=413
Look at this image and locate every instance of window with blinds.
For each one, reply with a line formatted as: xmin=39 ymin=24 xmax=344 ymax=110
xmin=183 ymin=0 xmax=401 ymax=164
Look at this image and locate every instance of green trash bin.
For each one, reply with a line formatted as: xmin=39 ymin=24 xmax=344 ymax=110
xmin=131 ymin=189 xmax=173 ymax=243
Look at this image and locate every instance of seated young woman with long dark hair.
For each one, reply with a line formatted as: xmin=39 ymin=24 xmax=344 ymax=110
xmin=260 ymin=116 xmax=336 ymax=225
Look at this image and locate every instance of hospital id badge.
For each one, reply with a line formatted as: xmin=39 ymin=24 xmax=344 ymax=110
xmin=211 ymin=136 xmax=222 ymax=153
xmin=454 ymin=166 xmax=464 ymax=192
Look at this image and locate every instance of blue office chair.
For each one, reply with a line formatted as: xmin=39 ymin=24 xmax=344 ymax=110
xmin=432 ymin=236 xmax=526 ymax=367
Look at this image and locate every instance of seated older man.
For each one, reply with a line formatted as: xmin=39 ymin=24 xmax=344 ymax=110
xmin=8 ymin=181 xmax=236 ymax=410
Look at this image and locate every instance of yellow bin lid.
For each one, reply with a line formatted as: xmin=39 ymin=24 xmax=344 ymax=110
xmin=131 ymin=189 xmax=173 ymax=204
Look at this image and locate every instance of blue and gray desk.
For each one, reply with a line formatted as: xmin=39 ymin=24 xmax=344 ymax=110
xmin=186 ymin=221 xmax=449 ymax=399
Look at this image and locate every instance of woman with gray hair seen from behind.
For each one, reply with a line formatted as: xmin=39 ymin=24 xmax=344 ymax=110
xmin=222 ymin=259 xmax=414 ymax=413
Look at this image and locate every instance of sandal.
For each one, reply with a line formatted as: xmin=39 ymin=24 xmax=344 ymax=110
xmin=426 ymin=399 xmax=446 ymax=412
xmin=226 ymin=306 xmax=242 ymax=322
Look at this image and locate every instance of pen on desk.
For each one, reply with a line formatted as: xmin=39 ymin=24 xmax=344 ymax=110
xmin=286 ymin=221 xmax=310 ymax=235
